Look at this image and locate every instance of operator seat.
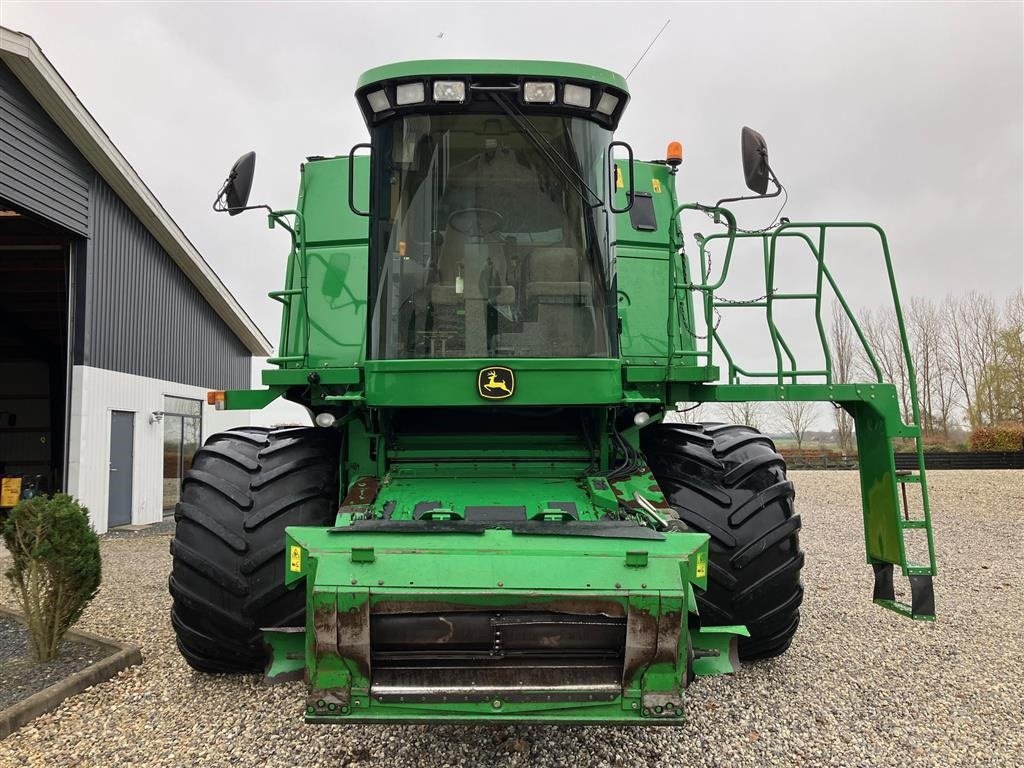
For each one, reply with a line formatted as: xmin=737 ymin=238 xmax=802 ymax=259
xmin=524 ymin=247 xmax=594 ymax=355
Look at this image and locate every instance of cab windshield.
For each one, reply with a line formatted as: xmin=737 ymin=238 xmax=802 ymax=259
xmin=368 ymin=112 xmax=615 ymax=359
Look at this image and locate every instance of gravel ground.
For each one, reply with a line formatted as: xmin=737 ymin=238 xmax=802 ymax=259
xmin=0 ymin=470 xmax=1021 ymax=767
xmin=0 ymin=617 xmax=107 ymax=710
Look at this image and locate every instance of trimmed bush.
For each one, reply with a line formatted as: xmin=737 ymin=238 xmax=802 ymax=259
xmin=969 ymin=423 xmax=1024 ymax=452
xmin=2 ymin=494 xmax=101 ymax=662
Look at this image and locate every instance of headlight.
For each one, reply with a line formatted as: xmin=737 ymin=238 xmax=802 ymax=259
xmin=366 ymin=89 xmax=390 ymax=113
xmin=395 ymin=82 xmax=425 ymax=105
xmin=563 ymin=83 xmax=592 ymax=108
xmin=433 ymin=80 xmax=466 ymax=102
xmin=523 ymin=81 xmax=556 ymax=103
xmin=596 ymin=92 xmax=619 ymax=116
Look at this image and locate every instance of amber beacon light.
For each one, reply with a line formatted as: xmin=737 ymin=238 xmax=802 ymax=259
xmin=666 ymin=141 xmax=683 ymax=168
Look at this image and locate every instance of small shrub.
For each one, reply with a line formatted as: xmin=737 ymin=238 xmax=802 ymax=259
xmin=969 ymin=423 xmax=1024 ymax=452
xmin=2 ymin=494 xmax=101 ymax=662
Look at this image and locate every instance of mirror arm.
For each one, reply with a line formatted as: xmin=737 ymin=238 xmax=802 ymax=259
xmin=213 ymin=186 xmax=273 ymax=216
xmin=214 ymin=200 xmax=274 ymax=215
xmin=714 ymin=163 xmax=782 ymax=209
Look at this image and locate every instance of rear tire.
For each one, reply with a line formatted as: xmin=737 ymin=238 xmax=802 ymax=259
xmin=169 ymin=426 xmax=339 ymax=673
xmin=642 ymin=422 xmax=804 ymax=660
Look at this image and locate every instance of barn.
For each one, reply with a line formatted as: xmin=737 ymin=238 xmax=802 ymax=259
xmin=0 ymin=27 xmax=272 ymax=532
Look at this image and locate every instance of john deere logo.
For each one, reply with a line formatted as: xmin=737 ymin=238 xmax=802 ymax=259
xmin=478 ymin=366 xmax=515 ymax=400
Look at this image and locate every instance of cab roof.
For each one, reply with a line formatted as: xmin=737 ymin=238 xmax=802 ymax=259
xmin=357 ymin=59 xmax=629 ymax=93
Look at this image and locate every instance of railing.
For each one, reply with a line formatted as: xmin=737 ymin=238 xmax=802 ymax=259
xmin=670 ymin=205 xmax=919 ymax=419
xmin=264 ymin=209 xmax=310 ymax=367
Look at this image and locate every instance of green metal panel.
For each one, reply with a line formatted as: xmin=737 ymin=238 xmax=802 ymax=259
xmin=288 ymin=527 xmax=703 ymax=590
xmin=852 ymin=403 xmax=904 ymax=565
xmin=274 ymin=156 xmax=370 ymax=370
xmin=357 ymin=59 xmax=629 ymax=92
xmin=299 ymin=156 xmax=370 ymax=246
xmin=276 ymin=525 xmax=719 ymax=724
xmin=363 ymin=358 xmax=622 ymax=406
xmin=261 ymin=368 xmax=361 ymax=386
xmin=614 ymin=162 xmax=678 ymax=250
xmin=616 ymin=161 xmax=672 ymax=364
xmin=371 ymin=476 xmax=596 ymax=521
xmin=303 ymin=245 xmax=367 ymax=368
xmin=614 ymin=161 xmax=698 ymax=376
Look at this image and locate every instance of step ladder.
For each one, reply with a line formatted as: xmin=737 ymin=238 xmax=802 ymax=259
xmin=867 ymin=429 xmax=937 ymax=621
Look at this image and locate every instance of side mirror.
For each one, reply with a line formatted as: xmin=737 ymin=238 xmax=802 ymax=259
xmin=741 ymin=127 xmax=770 ymax=195
xmin=220 ymin=151 xmax=256 ymax=215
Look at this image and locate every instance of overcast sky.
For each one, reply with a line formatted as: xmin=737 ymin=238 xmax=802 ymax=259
xmin=4 ymin=1 xmax=1022 ymax=423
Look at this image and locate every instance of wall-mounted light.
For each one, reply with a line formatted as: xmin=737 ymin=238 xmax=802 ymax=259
xmin=150 ymin=411 xmax=165 ymax=424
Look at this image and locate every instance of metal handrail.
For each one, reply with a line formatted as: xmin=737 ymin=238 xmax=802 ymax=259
xmin=266 ymin=208 xmax=309 ymax=367
xmin=674 ymin=214 xmax=892 ymax=389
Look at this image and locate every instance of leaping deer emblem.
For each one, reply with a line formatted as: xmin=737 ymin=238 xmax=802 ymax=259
xmin=483 ymin=370 xmax=512 ymax=395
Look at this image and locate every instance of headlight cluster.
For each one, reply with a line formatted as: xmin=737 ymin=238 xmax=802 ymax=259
xmin=365 ymin=78 xmax=620 ymax=116
xmin=518 ymin=81 xmax=618 ymax=115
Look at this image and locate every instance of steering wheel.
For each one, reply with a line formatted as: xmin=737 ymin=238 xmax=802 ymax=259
xmin=447 ymin=208 xmax=504 ymax=237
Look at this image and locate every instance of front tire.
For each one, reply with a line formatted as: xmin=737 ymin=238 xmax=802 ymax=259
xmin=169 ymin=426 xmax=339 ymax=673
xmin=642 ymin=422 xmax=804 ymax=660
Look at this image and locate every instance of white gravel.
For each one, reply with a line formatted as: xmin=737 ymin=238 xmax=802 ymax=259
xmin=1 ymin=470 xmax=1021 ymax=767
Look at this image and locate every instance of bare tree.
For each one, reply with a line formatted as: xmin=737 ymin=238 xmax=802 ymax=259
xmin=905 ymin=297 xmax=956 ymax=437
xmin=972 ymin=289 xmax=1024 ymax=425
xmin=720 ymin=401 xmax=765 ymax=431
xmin=778 ymin=399 xmax=818 ymax=451
xmin=829 ymin=300 xmax=856 ymax=453
xmin=950 ymin=292 xmax=1002 ymax=426
xmin=858 ymin=306 xmax=911 ymax=422
xmin=1002 ymin=289 xmax=1024 ymax=423
xmin=943 ymin=292 xmax=975 ymax=426
xmin=928 ymin=300 xmax=958 ymax=439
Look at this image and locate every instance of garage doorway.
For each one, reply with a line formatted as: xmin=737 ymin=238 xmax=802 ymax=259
xmin=0 ymin=203 xmax=74 ymax=501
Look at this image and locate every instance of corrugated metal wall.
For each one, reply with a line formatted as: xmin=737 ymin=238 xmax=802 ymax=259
xmin=0 ymin=61 xmax=90 ymax=234
xmin=0 ymin=60 xmax=250 ymax=390
xmin=84 ymin=178 xmax=250 ymax=389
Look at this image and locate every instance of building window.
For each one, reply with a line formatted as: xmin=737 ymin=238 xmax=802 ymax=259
xmin=162 ymin=396 xmax=202 ymax=512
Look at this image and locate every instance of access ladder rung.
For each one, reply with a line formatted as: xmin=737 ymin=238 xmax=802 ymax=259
xmin=900 ymin=519 xmax=929 ymax=529
xmin=895 ymin=472 xmax=922 ymax=484
xmin=873 ymin=599 xmax=935 ymax=621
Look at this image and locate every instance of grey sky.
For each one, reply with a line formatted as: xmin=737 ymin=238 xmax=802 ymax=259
xmin=4 ymin=0 xmax=1022 ymax=418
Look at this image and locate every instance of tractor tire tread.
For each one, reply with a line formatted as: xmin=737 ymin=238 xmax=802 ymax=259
xmin=642 ymin=421 xmax=804 ymax=661
xmin=169 ymin=427 xmax=339 ymax=673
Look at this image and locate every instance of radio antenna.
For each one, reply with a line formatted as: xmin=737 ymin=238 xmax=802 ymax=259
xmin=626 ymin=19 xmax=671 ymax=80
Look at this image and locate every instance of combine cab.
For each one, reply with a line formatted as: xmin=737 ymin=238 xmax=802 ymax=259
xmin=169 ymin=60 xmax=936 ymax=724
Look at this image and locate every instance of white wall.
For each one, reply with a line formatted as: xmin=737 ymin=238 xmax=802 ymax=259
xmin=67 ymin=365 xmax=250 ymax=533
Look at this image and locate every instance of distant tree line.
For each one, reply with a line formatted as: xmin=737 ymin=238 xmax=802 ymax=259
xmin=829 ymin=288 xmax=1023 ymax=451
xmin=672 ymin=288 xmax=1023 ymax=455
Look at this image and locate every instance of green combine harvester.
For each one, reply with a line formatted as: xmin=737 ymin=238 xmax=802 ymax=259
xmin=169 ymin=59 xmax=937 ymax=724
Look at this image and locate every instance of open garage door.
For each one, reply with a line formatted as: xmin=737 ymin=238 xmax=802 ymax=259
xmin=0 ymin=203 xmax=73 ymax=507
